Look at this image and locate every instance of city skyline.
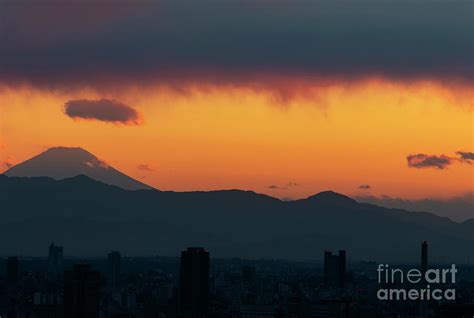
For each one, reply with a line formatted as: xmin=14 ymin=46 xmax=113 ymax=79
xmin=2 ymin=241 xmax=473 ymax=317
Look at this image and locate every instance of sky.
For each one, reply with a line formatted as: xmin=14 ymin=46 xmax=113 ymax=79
xmin=0 ymin=0 xmax=473 ymax=202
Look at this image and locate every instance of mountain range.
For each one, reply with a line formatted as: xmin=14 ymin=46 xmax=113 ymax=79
xmin=0 ymin=147 xmax=472 ymax=261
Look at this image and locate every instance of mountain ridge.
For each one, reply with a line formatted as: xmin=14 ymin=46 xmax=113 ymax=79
xmin=1 ymin=174 xmax=472 ymax=261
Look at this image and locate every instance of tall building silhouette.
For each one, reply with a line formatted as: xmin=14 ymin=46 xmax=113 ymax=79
xmin=107 ymin=251 xmax=121 ymax=290
xmin=48 ymin=242 xmax=64 ymax=281
xmin=324 ymin=250 xmax=346 ymax=288
xmin=420 ymin=241 xmax=428 ymax=318
xmin=6 ymin=256 xmax=19 ymax=285
xmin=179 ymin=247 xmax=210 ymax=318
xmin=64 ymin=264 xmax=101 ymax=318
xmin=242 ymin=265 xmax=256 ymax=284
xmin=421 ymin=241 xmax=428 ymax=277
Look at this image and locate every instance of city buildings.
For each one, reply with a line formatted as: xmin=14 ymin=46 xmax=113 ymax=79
xmin=64 ymin=264 xmax=101 ymax=318
xmin=48 ymin=242 xmax=64 ymax=281
xmin=5 ymin=257 xmax=19 ymax=285
xmin=179 ymin=247 xmax=210 ymax=318
xmin=324 ymin=250 xmax=346 ymax=288
xmin=0 ymin=242 xmax=472 ymax=317
xmin=107 ymin=251 xmax=121 ymax=290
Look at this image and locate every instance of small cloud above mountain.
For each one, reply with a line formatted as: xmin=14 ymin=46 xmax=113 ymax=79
xmin=64 ymin=98 xmax=141 ymax=125
xmin=268 ymin=182 xmax=301 ymax=190
xmin=358 ymin=184 xmax=371 ymax=190
xmin=268 ymin=185 xmax=285 ymax=190
xmin=1 ymin=154 xmax=15 ymax=171
xmin=137 ymin=164 xmax=154 ymax=172
xmin=84 ymin=158 xmax=109 ymax=169
xmin=2 ymin=160 xmax=13 ymax=169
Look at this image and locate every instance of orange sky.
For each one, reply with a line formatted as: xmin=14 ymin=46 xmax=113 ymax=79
xmin=0 ymin=78 xmax=472 ymax=199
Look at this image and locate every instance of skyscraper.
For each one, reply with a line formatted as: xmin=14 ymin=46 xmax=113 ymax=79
xmin=179 ymin=247 xmax=210 ymax=318
xmin=64 ymin=264 xmax=101 ymax=318
xmin=48 ymin=242 xmax=64 ymax=281
xmin=420 ymin=241 xmax=428 ymax=318
xmin=324 ymin=250 xmax=346 ymax=288
xmin=107 ymin=251 xmax=121 ymax=290
xmin=421 ymin=241 xmax=428 ymax=277
xmin=242 ymin=265 xmax=256 ymax=284
xmin=6 ymin=256 xmax=19 ymax=285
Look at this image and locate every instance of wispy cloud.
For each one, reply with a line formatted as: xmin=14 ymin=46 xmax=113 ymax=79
xmin=84 ymin=159 xmax=109 ymax=170
xmin=1 ymin=154 xmax=15 ymax=170
xmin=2 ymin=161 xmax=13 ymax=169
xmin=268 ymin=182 xmax=302 ymax=191
xmin=137 ymin=164 xmax=154 ymax=172
xmin=457 ymin=151 xmax=474 ymax=163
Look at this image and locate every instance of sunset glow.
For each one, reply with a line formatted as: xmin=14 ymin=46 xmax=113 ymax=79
xmin=1 ymin=78 xmax=472 ymax=199
xmin=1 ymin=0 xmax=473 ymax=207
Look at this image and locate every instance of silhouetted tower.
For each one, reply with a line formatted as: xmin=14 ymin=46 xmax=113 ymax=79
xmin=107 ymin=251 xmax=121 ymax=290
xmin=179 ymin=247 xmax=210 ymax=318
xmin=48 ymin=242 xmax=64 ymax=280
xmin=324 ymin=250 xmax=346 ymax=288
xmin=421 ymin=241 xmax=428 ymax=276
xmin=6 ymin=257 xmax=19 ymax=285
xmin=64 ymin=264 xmax=101 ymax=318
xmin=242 ymin=266 xmax=256 ymax=284
xmin=420 ymin=241 xmax=428 ymax=318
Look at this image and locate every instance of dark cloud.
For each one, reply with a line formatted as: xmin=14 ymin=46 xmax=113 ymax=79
xmin=457 ymin=151 xmax=474 ymax=162
xmin=137 ymin=164 xmax=154 ymax=172
xmin=356 ymin=193 xmax=474 ymax=222
xmin=406 ymin=151 xmax=474 ymax=169
xmin=1 ymin=0 xmax=472 ymax=89
xmin=64 ymin=99 xmax=140 ymax=125
xmin=359 ymin=184 xmax=371 ymax=190
xmin=406 ymin=154 xmax=453 ymax=170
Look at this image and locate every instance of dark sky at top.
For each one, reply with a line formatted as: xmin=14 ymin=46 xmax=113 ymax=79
xmin=1 ymin=0 xmax=472 ymax=88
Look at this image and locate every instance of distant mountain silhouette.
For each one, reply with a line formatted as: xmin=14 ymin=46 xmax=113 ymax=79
xmin=294 ymin=191 xmax=357 ymax=207
xmin=356 ymin=194 xmax=474 ymax=222
xmin=0 ymin=174 xmax=472 ymax=261
xmin=3 ymin=147 xmax=151 ymax=190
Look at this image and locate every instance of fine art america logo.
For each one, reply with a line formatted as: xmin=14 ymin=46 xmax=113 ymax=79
xmin=376 ymin=264 xmax=457 ymax=301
